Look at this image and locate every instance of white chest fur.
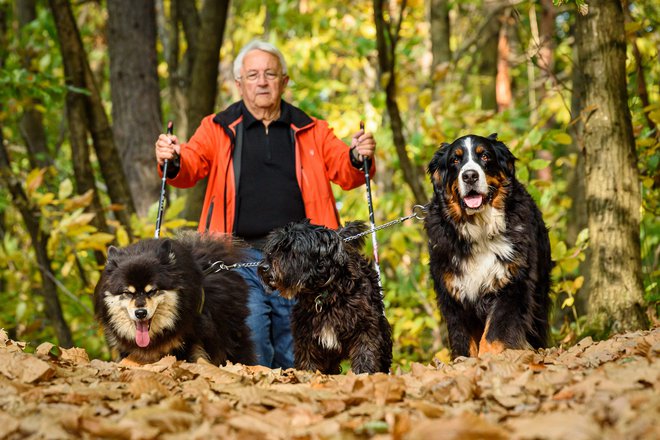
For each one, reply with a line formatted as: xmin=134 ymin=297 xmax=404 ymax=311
xmin=451 ymin=206 xmax=515 ymax=302
xmin=318 ymin=324 xmax=340 ymax=351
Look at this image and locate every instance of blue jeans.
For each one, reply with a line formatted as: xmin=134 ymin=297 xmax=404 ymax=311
xmin=236 ymin=247 xmax=296 ymax=369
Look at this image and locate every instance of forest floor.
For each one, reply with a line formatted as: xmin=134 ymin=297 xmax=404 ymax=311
xmin=0 ymin=327 xmax=658 ymax=440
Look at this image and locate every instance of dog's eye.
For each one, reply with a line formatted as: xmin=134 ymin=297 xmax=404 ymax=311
xmin=481 ymin=153 xmax=490 ymax=162
xmin=451 ymin=157 xmax=460 ymax=165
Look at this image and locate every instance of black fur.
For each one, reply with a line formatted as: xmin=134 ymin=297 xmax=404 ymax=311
xmin=424 ymin=134 xmax=552 ymax=358
xmin=258 ymin=219 xmax=392 ymax=374
xmin=94 ymin=232 xmax=255 ymax=365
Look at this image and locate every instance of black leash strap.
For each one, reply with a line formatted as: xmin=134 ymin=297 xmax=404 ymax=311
xmin=155 ymin=121 xmax=174 ymax=238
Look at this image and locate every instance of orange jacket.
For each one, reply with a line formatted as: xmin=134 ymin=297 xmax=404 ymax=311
xmin=160 ymin=101 xmax=376 ymax=234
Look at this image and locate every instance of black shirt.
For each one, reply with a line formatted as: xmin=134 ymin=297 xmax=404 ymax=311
xmin=234 ymin=101 xmax=306 ymax=248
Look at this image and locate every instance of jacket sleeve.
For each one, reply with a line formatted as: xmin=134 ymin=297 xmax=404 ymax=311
xmin=157 ymin=114 xmax=220 ymax=188
xmin=315 ymin=119 xmax=376 ymax=191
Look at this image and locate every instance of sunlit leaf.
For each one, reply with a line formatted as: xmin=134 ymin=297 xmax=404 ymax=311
xmin=58 ymin=179 xmax=73 ymax=200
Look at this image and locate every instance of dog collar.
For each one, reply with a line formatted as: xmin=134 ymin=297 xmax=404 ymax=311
xmin=314 ymin=290 xmax=332 ymax=313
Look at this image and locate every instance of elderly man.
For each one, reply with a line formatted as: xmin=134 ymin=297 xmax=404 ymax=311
xmin=154 ymin=40 xmax=376 ymax=369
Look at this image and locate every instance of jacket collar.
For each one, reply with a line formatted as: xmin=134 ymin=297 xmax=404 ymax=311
xmin=213 ymin=100 xmax=314 ymax=135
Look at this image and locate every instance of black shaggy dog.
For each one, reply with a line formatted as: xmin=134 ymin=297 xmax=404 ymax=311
xmin=94 ymin=232 xmax=255 ymax=366
xmin=258 ymin=220 xmax=392 ymax=374
xmin=425 ymin=133 xmax=552 ymax=359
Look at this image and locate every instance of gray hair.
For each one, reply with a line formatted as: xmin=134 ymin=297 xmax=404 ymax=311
xmin=233 ymin=40 xmax=288 ymax=80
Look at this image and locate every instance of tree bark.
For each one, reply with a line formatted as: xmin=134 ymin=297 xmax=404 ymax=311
xmin=478 ymin=0 xmax=500 ymax=112
xmin=107 ymin=0 xmax=162 ymax=218
xmin=373 ymin=0 xmax=426 ymax=205
xmin=0 ymin=127 xmax=74 ymax=348
xmin=50 ymin=0 xmax=136 ymax=241
xmin=183 ymin=0 xmax=230 ymax=222
xmin=17 ymin=0 xmax=53 ymax=170
xmin=430 ymin=0 xmax=450 ymax=76
xmin=575 ymin=0 xmax=648 ymax=333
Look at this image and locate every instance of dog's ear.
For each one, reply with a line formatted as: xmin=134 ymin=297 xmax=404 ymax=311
xmin=491 ymin=138 xmax=516 ymax=178
xmin=315 ymin=228 xmax=348 ymax=272
xmin=338 ymin=220 xmax=368 ymax=251
xmin=487 ymin=133 xmax=498 ymax=141
xmin=105 ymin=245 xmax=120 ymax=268
xmin=427 ymin=142 xmax=451 ymax=190
xmin=157 ymin=239 xmax=176 ymax=265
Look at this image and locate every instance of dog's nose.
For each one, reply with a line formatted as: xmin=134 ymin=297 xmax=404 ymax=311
xmin=135 ymin=308 xmax=148 ymax=320
xmin=462 ymin=169 xmax=479 ymax=185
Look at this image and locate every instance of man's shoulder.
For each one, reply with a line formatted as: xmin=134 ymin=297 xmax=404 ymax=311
xmin=212 ymin=101 xmax=243 ymax=128
xmin=284 ymin=101 xmax=316 ymax=130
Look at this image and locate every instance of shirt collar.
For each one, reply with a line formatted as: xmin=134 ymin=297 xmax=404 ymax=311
xmin=241 ymin=100 xmax=291 ymax=127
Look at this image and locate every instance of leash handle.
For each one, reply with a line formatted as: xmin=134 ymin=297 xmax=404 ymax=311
xmin=155 ymin=121 xmax=173 ymax=238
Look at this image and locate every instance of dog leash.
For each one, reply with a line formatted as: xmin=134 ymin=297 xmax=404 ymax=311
xmin=155 ymin=120 xmax=174 ymax=238
xmin=202 ymin=205 xmax=428 ymax=273
xmin=343 ymin=204 xmax=428 ymax=243
xmin=203 ymin=260 xmax=260 ymax=275
xmin=359 ymin=121 xmax=383 ymax=293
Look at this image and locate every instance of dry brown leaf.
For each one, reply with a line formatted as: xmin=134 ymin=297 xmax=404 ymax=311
xmin=507 ymin=411 xmax=601 ymax=440
xmin=406 ymin=413 xmax=508 ymax=440
xmin=0 ymin=411 xmax=20 ymax=438
xmin=35 ymin=342 xmax=57 ymax=357
xmin=60 ymin=346 xmax=90 ymax=364
xmin=0 ymin=351 xmax=55 ymax=383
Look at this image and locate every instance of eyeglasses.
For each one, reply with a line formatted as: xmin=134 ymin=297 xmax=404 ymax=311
xmin=239 ymin=70 xmax=282 ymax=82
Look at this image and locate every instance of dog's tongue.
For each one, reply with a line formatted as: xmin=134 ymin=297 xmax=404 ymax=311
xmin=135 ymin=321 xmax=150 ymax=347
xmin=464 ymin=194 xmax=483 ymax=209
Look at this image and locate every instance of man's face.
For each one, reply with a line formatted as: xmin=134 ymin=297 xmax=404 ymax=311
xmin=236 ymin=50 xmax=288 ymax=113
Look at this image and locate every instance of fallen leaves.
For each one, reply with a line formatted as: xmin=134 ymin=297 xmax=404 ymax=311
xmin=0 ymin=327 xmax=658 ymax=439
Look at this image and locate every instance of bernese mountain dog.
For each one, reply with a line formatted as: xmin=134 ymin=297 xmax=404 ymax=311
xmin=424 ymin=133 xmax=552 ymax=359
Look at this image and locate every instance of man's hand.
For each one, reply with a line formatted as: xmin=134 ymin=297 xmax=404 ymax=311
xmin=350 ymin=128 xmax=376 ymax=162
xmin=155 ymin=133 xmax=180 ymax=166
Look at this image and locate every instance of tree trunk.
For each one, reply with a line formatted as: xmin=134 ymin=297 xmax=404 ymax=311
xmin=575 ymin=0 xmax=648 ymax=334
xmin=107 ymin=0 xmax=162 ymax=218
xmin=0 ymin=127 xmax=74 ymax=348
xmin=373 ymin=0 xmax=426 ymax=205
xmin=50 ymin=0 xmax=135 ymax=240
xmin=478 ymin=0 xmax=500 ymax=112
xmin=430 ymin=0 xmax=450 ymax=78
xmin=49 ymin=0 xmax=110 ymax=257
xmin=183 ymin=0 xmax=230 ymax=222
xmin=17 ymin=0 xmax=53 ymax=170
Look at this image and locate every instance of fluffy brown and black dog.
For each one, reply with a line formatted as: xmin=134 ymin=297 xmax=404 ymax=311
xmin=258 ymin=220 xmax=392 ymax=374
xmin=425 ymin=133 xmax=552 ymax=359
xmin=94 ymin=232 xmax=255 ymax=366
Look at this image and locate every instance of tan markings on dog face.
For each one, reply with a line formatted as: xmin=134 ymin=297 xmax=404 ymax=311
xmin=455 ymin=148 xmax=464 ymax=157
xmin=444 ymin=180 xmax=464 ymax=224
xmin=126 ymin=285 xmax=136 ymax=293
xmin=103 ymin=289 xmax=180 ymax=342
xmin=148 ymin=290 xmax=180 ymax=336
xmin=475 ymin=145 xmax=484 ymax=155
xmin=318 ymin=324 xmax=340 ymax=351
xmin=486 ymin=172 xmax=509 ymax=211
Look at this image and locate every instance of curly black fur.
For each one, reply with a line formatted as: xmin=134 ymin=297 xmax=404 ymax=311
xmin=424 ymin=134 xmax=552 ymax=359
xmin=94 ymin=232 xmax=255 ymax=366
xmin=259 ymin=220 xmax=392 ymax=374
